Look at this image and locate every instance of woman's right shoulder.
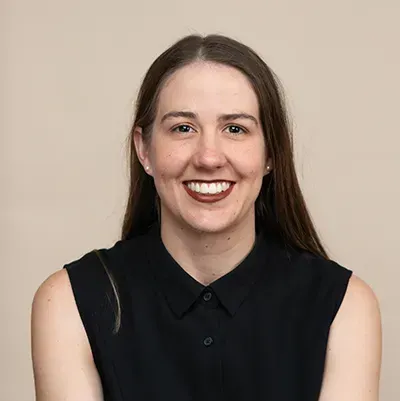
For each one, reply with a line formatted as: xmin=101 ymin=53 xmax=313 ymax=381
xmin=31 ymin=270 xmax=93 ymax=393
xmin=32 ymin=234 xmax=152 ymax=318
xmin=31 ymin=268 xmax=84 ymax=342
xmin=31 ymin=269 xmax=104 ymax=400
xmin=63 ymin=236 xmax=150 ymax=277
xmin=32 ymin=268 xmax=73 ymax=314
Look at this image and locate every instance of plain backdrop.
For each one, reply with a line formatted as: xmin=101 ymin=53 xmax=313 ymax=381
xmin=1 ymin=0 xmax=399 ymax=400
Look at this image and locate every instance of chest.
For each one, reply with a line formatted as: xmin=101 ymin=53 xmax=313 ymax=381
xmin=98 ymin=287 xmax=329 ymax=401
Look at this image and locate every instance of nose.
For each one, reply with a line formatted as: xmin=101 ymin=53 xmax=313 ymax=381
xmin=192 ymin=131 xmax=227 ymax=170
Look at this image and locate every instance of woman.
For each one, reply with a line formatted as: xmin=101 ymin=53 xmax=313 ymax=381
xmin=31 ymin=34 xmax=382 ymax=400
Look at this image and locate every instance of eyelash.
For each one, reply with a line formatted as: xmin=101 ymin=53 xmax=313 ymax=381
xmin=171 ymin=124 xmax=247 ymax=135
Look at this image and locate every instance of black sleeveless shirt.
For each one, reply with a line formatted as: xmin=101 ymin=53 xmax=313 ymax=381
xmin=64 ymin=225 xmax=352 ymax=401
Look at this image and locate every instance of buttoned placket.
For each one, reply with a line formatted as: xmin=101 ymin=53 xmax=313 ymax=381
xmin=197 ymin=287 xmax=224 ymax=399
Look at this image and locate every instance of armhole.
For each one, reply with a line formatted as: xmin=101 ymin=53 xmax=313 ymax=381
xmin=63 ymin=250 xmax=116 ymax=377
xmin=329 ymin=262 xmax=353 ymax=326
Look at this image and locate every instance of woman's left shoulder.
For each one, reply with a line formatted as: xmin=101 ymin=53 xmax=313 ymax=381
xmin=308 ymin=253 xmax=381 ymax=330
xmin=298 ymin=250 xmax=353 ymax=279
xmin=285 ymin=250 xmax=378 ymax=325
xmin=301 ymin=252 xmax=380 ymax=311
xmin=334 ymin=272 xmax=381 ymax=327
xmin=318 ymin=273 xmax=382 ymax=400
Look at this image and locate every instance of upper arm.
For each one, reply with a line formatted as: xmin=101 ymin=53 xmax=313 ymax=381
xmin=31 ymin=269 xmax=104 ymax=401
xmin=318 ymin=274 xmax=382 ymax=401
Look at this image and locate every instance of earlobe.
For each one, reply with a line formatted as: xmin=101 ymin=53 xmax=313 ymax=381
xmin=264 ymin=158 xmax=273 ymax=175
xmin=133 ymin=126 xmax=150 ymax=172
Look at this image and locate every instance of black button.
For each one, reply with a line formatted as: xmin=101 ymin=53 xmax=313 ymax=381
xmin=203 ymin=336 xmax=213 ymax=347
xmin=203 ymin=292 xmax=212 ymax=301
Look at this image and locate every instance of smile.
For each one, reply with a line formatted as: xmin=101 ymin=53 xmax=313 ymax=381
xmin=183 ymin=181 xmax=235 ymax=203
xmin=185 ymin=181 xmax=232 ymax=194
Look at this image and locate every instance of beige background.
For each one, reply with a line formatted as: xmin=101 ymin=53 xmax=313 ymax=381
xmin=1 ymin=0 xmax=399 ymax=399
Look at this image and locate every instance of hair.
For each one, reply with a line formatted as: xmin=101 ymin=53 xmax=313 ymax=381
xmin=100 ymin=33 xmax=329 ymax=334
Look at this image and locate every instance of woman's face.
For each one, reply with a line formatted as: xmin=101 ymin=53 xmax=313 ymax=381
xmin=135 ymin=61 xmax=271 ymax=234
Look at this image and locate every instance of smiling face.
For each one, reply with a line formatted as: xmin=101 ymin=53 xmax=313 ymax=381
xmin=134 ymin=61 xmax=271 ymax=235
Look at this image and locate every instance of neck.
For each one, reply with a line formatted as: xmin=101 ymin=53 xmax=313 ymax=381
xmin=160 ymin=216 xmax=257 ymax=286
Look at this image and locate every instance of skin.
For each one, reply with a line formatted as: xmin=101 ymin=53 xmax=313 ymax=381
xmin=31 ymin=61 xmax=382 ymax=400
xmin=318 ymin=275 xmax=382 ymax=400
xmin=31 ymin=269 xmax=104 ymax=401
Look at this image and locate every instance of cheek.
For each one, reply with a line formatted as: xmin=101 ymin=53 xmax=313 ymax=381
xmin=151 ymin=141 xmax=190 ymax=180
xmin=235 ymin=146 xmax=266 ymax=178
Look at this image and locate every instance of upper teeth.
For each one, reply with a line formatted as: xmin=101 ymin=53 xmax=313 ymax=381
xmin=186 ymin=181 xmax=231 ymax=195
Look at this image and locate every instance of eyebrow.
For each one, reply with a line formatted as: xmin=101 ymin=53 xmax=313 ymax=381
xmin=160 ymin=111 xmax=259 ymax=126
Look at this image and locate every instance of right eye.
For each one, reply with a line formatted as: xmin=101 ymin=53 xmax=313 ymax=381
xmin=171 ymin=124 xmax=195 ymax=134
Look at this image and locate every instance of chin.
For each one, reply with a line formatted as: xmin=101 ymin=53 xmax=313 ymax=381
xmin=181 ymin=213 xmax=237 ymax=234
xmin=161 ymin=200 xmax=247 ymax=235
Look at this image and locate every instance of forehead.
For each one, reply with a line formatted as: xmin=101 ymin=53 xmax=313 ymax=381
xmin=156 ymin=61 xmax=259 ymax=118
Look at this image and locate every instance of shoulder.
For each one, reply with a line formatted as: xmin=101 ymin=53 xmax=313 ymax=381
xmin=32 ymin=268 xmax=74 ymax=320
xmin=332 ymin=273 xmax=381 ymax=330
xmin=270 ymin=245 xmax=355 ymax=326
xmin=278 ymin=245 xmax=353 ymax=289
xmin=31 ymin=269 xmax=85 ymax=341
xmin=31 ymin=270 xmax=104 ymax=399
xmin=288 ymin=248 xmax=354 ymax=289
xmin=30 ymin=239 xmax=136 ymax=339
xmin=58 ymin=237 xmax=146 ymax=295
xmin=31 ymin=269 xmax=92 ymax=375
xmin=292 ymin=248 xmax=352 ymax=277
xmin=299 ymin=253 xmax=380 ymax=325
xmin=59 ymin=235 xmax=152 ymax=315
xmin=64 ymin=235 xmax=149 ymax=275
xmin=318 ymin=274 xmax=382 ymax=399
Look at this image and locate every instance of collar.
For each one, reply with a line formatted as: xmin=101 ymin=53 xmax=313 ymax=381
xmin=144 ymin=224 xmax=273 ymax=318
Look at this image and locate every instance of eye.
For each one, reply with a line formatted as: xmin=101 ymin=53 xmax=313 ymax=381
xmin=225 ymin=125 xmax=247 ymax=135
xmin=171 ymin=124 xmax=195 ymax=134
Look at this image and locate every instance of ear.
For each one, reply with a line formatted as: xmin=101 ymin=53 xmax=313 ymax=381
xmin=264 ymin=157 xmax=273 ymax=176
xmin=133 ymin=126 xmax=152 ymax=175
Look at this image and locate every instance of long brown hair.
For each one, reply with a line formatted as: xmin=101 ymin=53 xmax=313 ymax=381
xmin=104 ymin=34 xmax=328 ymax=333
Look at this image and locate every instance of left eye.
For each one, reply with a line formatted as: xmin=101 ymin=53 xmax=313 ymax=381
xmin=225 ymin=125 xmax=246 ymax=135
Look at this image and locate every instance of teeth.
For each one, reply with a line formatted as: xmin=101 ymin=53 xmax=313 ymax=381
xmin=186 ymin=181 xmax=232 ymax=195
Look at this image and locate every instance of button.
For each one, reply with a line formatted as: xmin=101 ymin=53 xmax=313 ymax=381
xmin=203 ymin=336 xmax=214 ymax=347
xmin=203 ymin=291 xmax=212 ymax=302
